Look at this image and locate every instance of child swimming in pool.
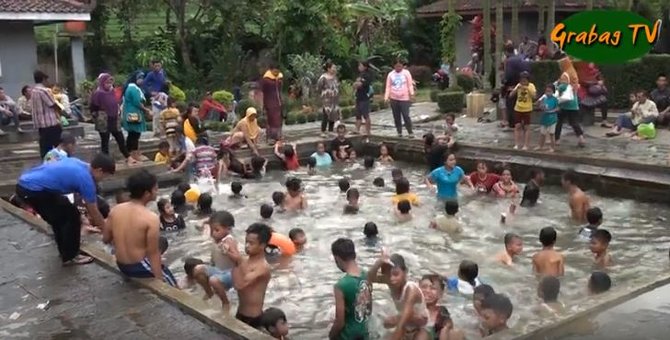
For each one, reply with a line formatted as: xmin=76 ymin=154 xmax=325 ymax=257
xmin=260 ymin=204 xmax=274 ymax=220
xmin=392 ymin=177 xmax=419 ymax=206
xmin=479 ymin=293 xmax=514 ymax=336
xmin=195 ymin=193 xmax=214 ymax=218
xmin=536 ymin=276 xmax=564 ymax=315
xmin=306 ymin=157 xmax=317 ymax=175
xmin=274 ymin=140 xmax=300 ymax=171
xmin=588 ymin=271 xmax=612 ymax=294
xmin=429 ymin=200 xmax=462 ymax=234
xmin=271 ymin=191 xmax=286 ymax=212
xmin=590 ymin=229 xmax=612 ymax=268
xmin=391 ymin=168 xmax=404 ymax=185
xmin=373 ymin=177 xmax=385 ymax=187
xmin=230 ymin=181 xmax=246 ymax=199
xmin=494 ymin=233 xmax=523 ymax=266
xmin=344 ymin=188 xmax=360 ymax=214
xmin=288 ymin=228 xmax=307 ymax=252
xmin=260 ymin=307 xmax=290 ymax=339
xmin=446 ymin=260 xmax=482 ymax=295
xmin=378 ymin=143 xmax=394 ymax=163
xmin=532 ymin=227 xmax=565 ymax=276
xmin=180 ymin=257 xmax=205 ymax=288
xmin=367 ymin=251 xmax=429 ymax=339
xmin=491 ymin=169 xmax=519 ymax=198
xmin=419 ymin=274 xmax=465 ymax=340
xmin=338 ymin=178 xmax=351 ymax=193
xmin=157 ymin=198 xmax=186 ymax=232
xmin=579 ymin=207 xmax=603 ymax=240
xmin=363 ymin=156 xmax=375 ymax=169
xmin=193 ymin=211 xmax=239 ymax=310
xmin=395 ymin=200 xmax=413 ymax=222
xmin=363 ymin=222 xmax=379 ymax=246
xmin=284 ymin=177 xmax=307 ymax=211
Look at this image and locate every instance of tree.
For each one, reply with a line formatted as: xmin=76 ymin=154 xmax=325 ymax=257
xmin=538 ymin=0 xmax=545 ymax=33
xmin=547 ymin=0 xmax=555 ymax=55
xmin=162 ymin=0 xmax=211 ymax=68
xmin=441 ymin=0 xmax=461 ymax=89
xmin=511 ymin=0 xmax=519 ymax=43
xmin=495 ymin=0 xmax=504 ymax=88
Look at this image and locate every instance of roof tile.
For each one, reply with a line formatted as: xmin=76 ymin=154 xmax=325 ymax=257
xmin=0 ymin=0 xmax=90 ymax=14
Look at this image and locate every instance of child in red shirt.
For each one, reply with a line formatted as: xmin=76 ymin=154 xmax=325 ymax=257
xmin=274 ymin=139 xmax=300 ymax=171
xmin=469 ymin=161 xmax=500 ymax=194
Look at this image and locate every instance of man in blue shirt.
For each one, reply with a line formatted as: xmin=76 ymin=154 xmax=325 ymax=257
xmin=143 ymin=60 xmax=167 ymax=96
xmin=15 ymin=153 xmax=116 ymax=265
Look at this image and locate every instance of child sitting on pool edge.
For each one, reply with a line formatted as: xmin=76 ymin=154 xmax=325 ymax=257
xmin=494 ymin=233 xmax=523 ymax=266
xmin=260 ymin=307 xmax=290 ymax=339
xmin=284 ymin=177 xmax=307 ymax=211
xmin=344 ymin=188 xmax=360 ymax=214
xmin=394 ymin=200 xmax=412 ymax=222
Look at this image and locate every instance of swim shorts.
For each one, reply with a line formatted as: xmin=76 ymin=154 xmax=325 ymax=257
xmin=236 ymin=312 xmax=263 ymax=329
xmin=205 ymin=265 xmax=233 ymax=289
xmin=117 ymin=258 xmax=178 ymax=287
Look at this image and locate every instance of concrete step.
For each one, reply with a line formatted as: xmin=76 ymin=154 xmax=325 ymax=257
xmin=1 ymin=119 xmax=79 ymax=132
xmin=0 ymin=125 xmax=85 ymax=144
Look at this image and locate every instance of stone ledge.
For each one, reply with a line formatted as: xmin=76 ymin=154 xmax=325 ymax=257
xmin=0 ymin=125 xmax=85 ymax=144
xmin=0 ymin=199 xmax=274 ymax=340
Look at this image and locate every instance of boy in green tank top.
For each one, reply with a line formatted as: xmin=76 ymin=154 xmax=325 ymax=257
xmin=330 ymin=238 xmax=372 ymax=340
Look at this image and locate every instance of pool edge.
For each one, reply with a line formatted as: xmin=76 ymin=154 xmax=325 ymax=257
xmin=0 ymin=199 xmax=275 ymax=340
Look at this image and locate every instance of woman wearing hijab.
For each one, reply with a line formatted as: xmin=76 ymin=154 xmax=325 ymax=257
xmin=220 ymin=107 xmax=261 ymax=156
xmin=554 ymin=72 xmax=586 ymax=147
xmin=89 ymin=73 xmax=130 ymax=161
xmin=122 ymin=71 xmax=151 ymax=163
xmin=259 ymin=63 xmax=283 ymax=143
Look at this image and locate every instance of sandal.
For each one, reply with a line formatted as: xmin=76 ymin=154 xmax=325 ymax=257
xmin=605 ymin=132 xmax=618 ymax=137
xmin=63 ymin=254 xmax=94 ymax=266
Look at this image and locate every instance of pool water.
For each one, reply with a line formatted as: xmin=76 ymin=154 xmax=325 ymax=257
xmin=114 ymin=162 xmax=670 ymax=339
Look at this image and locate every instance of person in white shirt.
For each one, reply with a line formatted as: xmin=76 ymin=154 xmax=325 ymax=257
xmin=606 ymin=91 xmax=658 ymax=137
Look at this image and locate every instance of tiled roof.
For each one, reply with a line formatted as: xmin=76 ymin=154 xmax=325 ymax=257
xmin=417 ymin=0 xmax=609 ymax=17
xmin=0 ymin=0 xmax=90 ymax=14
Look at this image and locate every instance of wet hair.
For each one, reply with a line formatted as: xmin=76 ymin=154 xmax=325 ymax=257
xmin=288 ymin=228 xmax=304 ymax=241
xmin=444 ymin=200 xmax=459 ymax=216
xmin=346 ymin=188 xmax=360 ymax=200
xmin=91 ymin=153 xmax=116 ymax=174
xmin=504 ymin=233 xmax=521 ymax=246
xmin=197 ymin=193 xmax=213 ymax=214
xmin=209 ymin=210 xmax=235 ymax=228
xmin=474 ymin=284 xmax=495 ymax=298
xmin=285 ymin=177 xmax=302 ymax=192
xmin=562 ymin=169 xmax=579 ymax=185
xmin=481 ymin=293 xmax=514 ymax=319
xmin=59 ymin=133 xmax=76 ymax=146
xmin=589 ymin=271 xmax=612 ymax=294
xmin=283 ymin=145 xmax=294 ymax=158
xmin=390 ymin=253 xmax=408 ymax=271
xmin=246 ymin=223 xmax=272 ymax=245
xmin=363 ymin=156 xmax=375 ymax=169
xmin=395 ymin=177 xmax=410 ymax=195
xmin=391 ymin=168 xmax=404 ymax=180
xmin=272 ymin=191 xmax=285 ymax=206
xmin=260 ymin=204 xmax=274 ymax=219
xmin=231 ymin=181 xmax=243 ymax=194
xmin=397 ymin=200 xmax=411 ymax=214
xmin=586 ymin=207 xmax=603 ymax=225
xmin=592 ymin=229 xmax=612 ymax=245
xmin=363 ymin=222 xmax=378 ymax=238
xmin=373 ymin=177 xmax=385 ymax=187
xmin=33 ymin=70 xmax=49 ymax=83
xmin=423 ymin=133 xmax=435 ymax=147
xmin=126 ymin=169 xmax=157 ymax=199
xmin=261 ymin=307 xmax=287 ymax=331
xmin=546 ymin=83 xmax=556 ymax=92
xmin=338 ymin=178 xmax=351 ymax=193
xmin=170 ymin=190 xmax=185 ymax=207
xmin=307 ymin=157 xmax=317 ymax=169
xmin=157 ymin=198 xmax=170 ymax=214
xmin=177 ymin=183 xmax=191 ymax=193
xmin=183 ymin=257 xmax=204 ymax=278
xmin=421 ymin=274 xmax=446 ymax=291
xmin=158 ymin=140 xmax=170 ymax=150
xmin=539 ymin=227 xmax=557 ymax=247
xmin=539 ymin=276 xmax=560 ymax=302
xmin=97 ymin=196 xmax=110 ymax=219
xmin=331 ymin=238 xmax=356 ymax=261
xmin=458 ymin=260 xmax=479 ymax=286
xmin=251 ymin=156 xmax=266 ymax=173
xmin=159 ymin=235 xmax=168 ymax=254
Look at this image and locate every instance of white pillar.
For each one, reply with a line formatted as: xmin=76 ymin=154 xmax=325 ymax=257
xmin=70 ymin=36 xmax=86 ymax=95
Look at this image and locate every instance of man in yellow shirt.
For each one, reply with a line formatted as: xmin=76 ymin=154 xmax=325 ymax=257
xmin=510 ymin=71 xmax=536 ymax=150
xmin=391 ymin=177 xmax=420 ymax=206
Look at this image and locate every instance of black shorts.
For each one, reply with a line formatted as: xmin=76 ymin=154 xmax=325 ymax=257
xmin=355 ymin=100 xmax=370 ymax=119
xmin=236 ymin=312 xmax=263 ymax=329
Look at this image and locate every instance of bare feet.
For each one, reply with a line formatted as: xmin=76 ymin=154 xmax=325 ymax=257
xmin=547 ymin=148 xmax=555 ymax=153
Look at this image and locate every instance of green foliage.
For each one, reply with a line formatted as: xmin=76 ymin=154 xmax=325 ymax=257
xmin=408 ymin=65 xmax=433 ymax=88
xmin=529 ymin=61 xmax=562 ymax=98
xmin=204 ymin=121 xmax=231 ymax=132
xmin=598 ymin=55 xmax=670 ymax=108
xmin=341 ymin=106 xmax=353 ymax=119
xmin=456 ymin=74 xmax=475 ymax=94
xmin=339 ymin=79 xmax=355 ymax=101
xmin=78 ymin=80 xmax=96 ymax=102
xmin=135 ymin=31 xmax=177 ymax=74
xmin=235 ymin=99 xmax=255 ymax=116
xmin=440 ymin=12 xmax=462 ymax=64
xmin=296 ymin=114 xmax=308 ymax=124
xmin=168 ymin=83 xmax=186 ymax=102
xmin=285 ymin=113 xmax=297 ymax=125
xmin=212 ymin=90 xmax=234 ymax=107
xmin=370 ymin=102 xmax=380 ymax=112
xmin=372 ymin=81 xmax=384 ymax=95
xmin=306 ymin=112 xmax=318 ymax=122
xmin=437 ymin=91 xmax=465 ymax=113
xmin=287 ymin=53 xmax=324 ymax=99
xmin=430 ymin=89 xmax=441 ymax=102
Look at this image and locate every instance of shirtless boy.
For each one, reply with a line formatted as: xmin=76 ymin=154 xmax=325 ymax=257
xmin=233 ymin=223 xmax=273 ymax=328
xmin=590 ymin=229 xmax=613 ymax=268
xmin=104 ymin=170 xmax=178 ymax=287
xmin=532 ymin=227 xmax=565 ymax=277
xmin=284 ymin=177 xmax=307 ymax=211
xmin=561 ymin=170 xmax=590 ymax=223
xmin=494 ymin=233 xmax=523 ymax=266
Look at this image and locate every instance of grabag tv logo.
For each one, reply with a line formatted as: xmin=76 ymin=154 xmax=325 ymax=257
xmin=550 ymin=10 xmax=663 ymax=64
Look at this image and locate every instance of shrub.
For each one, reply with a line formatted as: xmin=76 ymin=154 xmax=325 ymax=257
xmin=340 ymin=80 xmax=355 ymax=100
xmin=437 ymin=91 xmax=465 ymax=113
xmin=257 ymin=115 xmax=267 ymax=128
xmin=183 ymin=88 xmax=200 ymax=102
xmin=456 ymin=74 xmax=475 ymax=94
xmin=296 ymin=114 xmax=308 ymax=124
xmin=306 ymin=112 xmax=318 ymax=122
xmin=78 ymin=80 xmax=95 ymax=103
xmin=370 ymin=102 xmax=380 ymax=112
xmin=212 ymin=90 xmax=234 ymax=107
xmin=377 ymin=99 xmax=388 ymax=110
xmin=235 ymin=99 xmax=255 ymax=116
xmin=430 ymin=89 xmax=441 ymax=102
xmin=530 ymin=61 xmax=561 ymax=97
xmin=408 ymin=65 xmax=433 ymax=88
xmin=340 ymin=97 xmax=355 ymax=107
xmin=168 ymin=83 xmax=186 ymax=102
xmin=285 ymin=113 xmax=297 ymax=125
xmin=341 ymin=106 xmax=353 ymax=119
xmin=372 ymin=81 xmax=384 ymax=95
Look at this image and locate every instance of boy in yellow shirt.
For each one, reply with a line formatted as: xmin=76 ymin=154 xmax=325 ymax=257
xmin=154 ymin=140 xmax=170 ymax=164
xmin=510 ymin=71 xmax=536 ymax=150
xmin=159 ymin=98 xmax=182 ymax=155
xmin=391 ymin=177 xmax=419 ymax=206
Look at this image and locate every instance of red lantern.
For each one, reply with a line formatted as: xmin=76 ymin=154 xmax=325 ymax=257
xmin=63 ymin=21 xmax=87 ymax=33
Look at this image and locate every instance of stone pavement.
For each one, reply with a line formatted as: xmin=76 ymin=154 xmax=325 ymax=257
xmin=0 ymin=210 xmax=226 ymax=339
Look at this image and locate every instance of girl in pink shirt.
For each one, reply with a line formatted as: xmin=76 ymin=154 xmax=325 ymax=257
xmin=384 ymin=59 xmax=415 ymax=138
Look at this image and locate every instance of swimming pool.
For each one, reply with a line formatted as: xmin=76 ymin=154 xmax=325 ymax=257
xmin=103 ymin=162 xmax=670 ymax=339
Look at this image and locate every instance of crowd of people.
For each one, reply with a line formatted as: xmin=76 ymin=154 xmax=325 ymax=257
xmin=9 ymin=107 xmax=621 ymax=339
